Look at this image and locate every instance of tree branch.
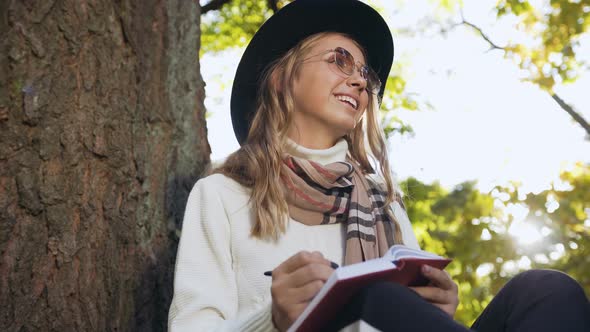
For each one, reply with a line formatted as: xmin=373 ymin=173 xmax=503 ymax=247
xmin=460 ymin=20 xmax=505 ymax=51
xmin=551 ymin=93 xmax=590 ymax=139
xmin=201 ymin=0 xmax=233 ymax=14
xmin=453 ymin=12 xmax=589 ymax=138
xmin=457 ymin=10 xmax=505 ymax=51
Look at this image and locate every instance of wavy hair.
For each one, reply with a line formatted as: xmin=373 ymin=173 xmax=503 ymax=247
xmin=215 ymin=32 xmax=403 ymax=243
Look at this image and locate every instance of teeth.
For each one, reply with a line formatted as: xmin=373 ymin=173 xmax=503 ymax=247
xmin=336 ymin=95 xmax=358 ymax=109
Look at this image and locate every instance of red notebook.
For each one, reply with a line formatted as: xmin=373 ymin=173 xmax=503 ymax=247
xmin=287 ymin=245 xmax=452 ymax=332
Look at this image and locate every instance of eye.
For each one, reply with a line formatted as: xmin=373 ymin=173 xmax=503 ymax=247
xmin=358 ymin=66 xmax=368 ymax=79
xmin=335 ymin=56 xmax=355 ymax=73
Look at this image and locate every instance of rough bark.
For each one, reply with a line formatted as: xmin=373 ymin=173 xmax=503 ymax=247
xmin=0 ymin=0 xmax=210 ymax=331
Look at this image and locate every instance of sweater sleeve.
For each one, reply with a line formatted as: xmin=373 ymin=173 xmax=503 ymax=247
xmin=168 ymin=178 xmax=278 ymax=332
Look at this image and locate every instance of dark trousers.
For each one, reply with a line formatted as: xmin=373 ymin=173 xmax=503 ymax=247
xmin=326 ymin=269 xmax=590 ymax=332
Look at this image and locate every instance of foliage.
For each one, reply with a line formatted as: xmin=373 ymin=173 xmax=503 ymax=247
xmin=201 ymin=0 xmax=277 ymax=54
xmin=427 ymin=0 xmax=590 ymax=136
xmin=519 ymin=162 xmax=590 ymax=289
xmin=401 ymin=163 xmax=590 ymax=325
xmin=381 ymin=64 xmax=422 ymax=138
xmin=495 ymin=0 xmax=590 ymax=91
xmin=434 ymin=0 xmax=590 ymax=91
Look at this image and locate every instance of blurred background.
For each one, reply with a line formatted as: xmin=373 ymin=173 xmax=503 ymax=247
xmin=201 ymin=0 xmax=590 ymax=324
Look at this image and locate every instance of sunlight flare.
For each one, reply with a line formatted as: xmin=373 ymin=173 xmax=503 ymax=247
xmin=508 ymin=219 xmax=544 ymax=245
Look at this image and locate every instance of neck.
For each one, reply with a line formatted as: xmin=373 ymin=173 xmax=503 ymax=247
xmin=286 ymin=127 xmax=342 ymax=150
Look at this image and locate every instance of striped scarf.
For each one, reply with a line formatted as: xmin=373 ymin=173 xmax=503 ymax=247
xmin=281 ymin=155 xmax=402 ymax=265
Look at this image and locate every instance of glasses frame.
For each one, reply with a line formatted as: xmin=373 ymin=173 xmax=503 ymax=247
xmin=301 ymin=47 xmax=381 ymax=95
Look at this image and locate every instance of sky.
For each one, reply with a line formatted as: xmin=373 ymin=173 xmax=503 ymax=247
xmin=201 ymin=0 xmax=590 ymax=194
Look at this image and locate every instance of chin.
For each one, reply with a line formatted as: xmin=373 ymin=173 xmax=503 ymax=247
xmin=332 ymin=121 xmax=357 ymax=137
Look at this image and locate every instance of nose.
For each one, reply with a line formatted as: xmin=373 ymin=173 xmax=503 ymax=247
xmin=346 ymin=67 xmax=367 ymax=91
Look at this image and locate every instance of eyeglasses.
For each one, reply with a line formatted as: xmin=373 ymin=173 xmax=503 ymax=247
xmin=301 ymin=47 xmax=381 ymax=95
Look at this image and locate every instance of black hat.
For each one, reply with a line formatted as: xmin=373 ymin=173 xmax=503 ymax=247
xmin=230 ymin=0 xmax=394 ymax=145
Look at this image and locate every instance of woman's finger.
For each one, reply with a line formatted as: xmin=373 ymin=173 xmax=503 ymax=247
xmin=273 ymin=251 xmax=328 ymax=277
xmin=291 ymin=279 xmax=326 ymax=303
xmin=421 ymin=265 xmax=456 ymax=291
xmin=283 ymin=261 xmax=334 ymax=288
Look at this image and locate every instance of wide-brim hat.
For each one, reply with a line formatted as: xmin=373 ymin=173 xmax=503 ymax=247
xmin=230 ymin=0 xmax=394 ymax=145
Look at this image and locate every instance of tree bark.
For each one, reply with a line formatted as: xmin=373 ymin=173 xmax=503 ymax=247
xmin=0 ymin=0 xmax=210 ymax=331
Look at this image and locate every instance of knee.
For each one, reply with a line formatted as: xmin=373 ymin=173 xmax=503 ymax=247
xmin=508 ymin=269 xmax=587 ymax=300
xmin=513 ymin=269 xmax=579 ymax=289
xmin=359 ymin=282 xmax=421 ymax=311
xmin=361 ymin=281 xmax=414 ymax=303
xmin=355 ymin=282 xmax=428 ymax=322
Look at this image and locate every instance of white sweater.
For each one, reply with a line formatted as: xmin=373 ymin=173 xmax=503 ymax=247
xmin=168 ymin=140 xmax=420 ymax=331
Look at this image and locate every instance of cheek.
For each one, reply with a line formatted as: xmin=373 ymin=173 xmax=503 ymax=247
xmin=360 ymin=94 xmax=370 ymax=112
xmin=296 ymin=72 xmax=329 ymax=98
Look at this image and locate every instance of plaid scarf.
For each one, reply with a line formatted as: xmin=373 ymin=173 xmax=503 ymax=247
xmin=282 ymin=155 xmax=402 ymax=265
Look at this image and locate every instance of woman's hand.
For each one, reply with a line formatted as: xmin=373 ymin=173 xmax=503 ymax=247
xmin=409 ymin=265 xmax=459 ymax=318
xmin=270 ymin=251 xmax=335 ymax=332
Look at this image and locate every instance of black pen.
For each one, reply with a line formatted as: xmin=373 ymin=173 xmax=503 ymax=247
xmin=264 ymin=261 xmax=339 ymax=276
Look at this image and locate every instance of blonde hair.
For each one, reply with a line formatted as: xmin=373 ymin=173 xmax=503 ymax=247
xmin=216 ymin=32 xmax=403 ymax=243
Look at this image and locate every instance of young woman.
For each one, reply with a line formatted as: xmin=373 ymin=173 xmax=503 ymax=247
xmin=168 ymin=1 xmax=590 ymax=331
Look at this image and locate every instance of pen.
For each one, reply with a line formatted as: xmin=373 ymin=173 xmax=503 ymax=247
xmin=264 ymin=261 xmax=339 ymax=276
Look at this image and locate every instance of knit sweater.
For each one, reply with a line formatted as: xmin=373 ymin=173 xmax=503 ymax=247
xmin=168 ymin=139 xmax=420 ymax=331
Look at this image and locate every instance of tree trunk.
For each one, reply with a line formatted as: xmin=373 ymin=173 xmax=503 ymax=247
xmin=0 ymin=0 xmax=210 ymax=331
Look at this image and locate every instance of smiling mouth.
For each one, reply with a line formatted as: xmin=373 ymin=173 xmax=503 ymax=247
xmin=335 ymin=94 xmax=358 ymax=110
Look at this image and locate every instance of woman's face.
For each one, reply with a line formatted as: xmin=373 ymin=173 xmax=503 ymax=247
xmin=288 ymin=34 xmax=370 ymax=149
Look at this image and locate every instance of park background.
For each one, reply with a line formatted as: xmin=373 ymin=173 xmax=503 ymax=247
xmin=202 ymin=0 xmax=590 ymax=324
xmin=1 ymin=0 xmax=588 ymax=330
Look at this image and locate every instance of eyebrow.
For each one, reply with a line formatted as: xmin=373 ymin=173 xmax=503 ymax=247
xmin=339 ymin=47 xmax=368 ymax=67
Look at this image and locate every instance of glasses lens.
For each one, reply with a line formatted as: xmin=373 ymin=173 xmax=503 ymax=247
xmin=334 ymin=47 xmax=381 ymax=94
xmin=334 ymin=48 xmax=355 ymax=75
xmin=365 ymin=68 xmax=381 ymax=94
